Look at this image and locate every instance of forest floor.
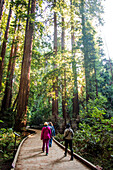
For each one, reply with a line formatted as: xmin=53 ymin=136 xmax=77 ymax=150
xmin=13 ymin=129 xmax=91 ymax=170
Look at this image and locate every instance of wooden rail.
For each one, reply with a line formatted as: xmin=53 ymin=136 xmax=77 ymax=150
xmin=53 ymin=138 xmax=102 ymax=170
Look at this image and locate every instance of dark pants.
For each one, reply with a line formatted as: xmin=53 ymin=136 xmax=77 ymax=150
xmin=65 ymin=139 xmax=73 ymax=159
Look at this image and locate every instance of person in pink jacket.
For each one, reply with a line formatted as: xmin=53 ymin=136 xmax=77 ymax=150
xmin=41 ymin=122 xmax=52 ymax=155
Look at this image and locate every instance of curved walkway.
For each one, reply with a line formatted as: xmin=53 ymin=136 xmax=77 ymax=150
xmin=13 ymin=129 xmax=91 ymax=170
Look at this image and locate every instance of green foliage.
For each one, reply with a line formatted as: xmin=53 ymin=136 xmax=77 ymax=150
xmin=76 ymin=101 xmax=113 ymax=169
xmin=80 ymin=95 xmax=108 ymax=117
xmin=29 ymin=112 xmax=43 ymax=127
xmin=98 ymin=59 xmax=113 ymax=109
xmin=73 ymin=129 xmax=113 ymax=169
xmin=28 ymin=104 xmax=52 ymax=127
xmin=0 ymin=120 xmax=30 ymax=166
xmin=0 ymin=110 xmax=16 ymax=128
xmin=0 ymin=127 xmax=21 ymax=160
xmin=54 ymin=133 xmax=65 ymax=145
xmin=73 ymin=117 xmax=113 ymax=169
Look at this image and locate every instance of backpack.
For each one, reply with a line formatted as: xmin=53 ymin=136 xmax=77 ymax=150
xmin=49 ymin=126 xmax=55 ymax=136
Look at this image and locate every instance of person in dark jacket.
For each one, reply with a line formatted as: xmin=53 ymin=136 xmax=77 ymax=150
xmin=48 ymin=122 xmax=55 ymax=147
xmin=64 ymin=123 xmax=74 ymax=160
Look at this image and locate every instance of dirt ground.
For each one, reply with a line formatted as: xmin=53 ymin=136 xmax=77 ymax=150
xmin=14 ymin=129 xmax=91 ymax=170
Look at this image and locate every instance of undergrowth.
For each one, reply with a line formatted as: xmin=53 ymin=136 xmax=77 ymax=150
xmin=0 ymin=121 xmax=30 ymax=169
xmin=55 ymin=114 xmax=113 ymax=170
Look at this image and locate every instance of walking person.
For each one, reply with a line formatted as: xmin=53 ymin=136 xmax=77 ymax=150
xmin=48 ymin=122 xmax=55 ymax=147
xmin=41 ymin=122 xmax=52 ymax=156
xmin=63 ymin=123 xmax=74 ymax=160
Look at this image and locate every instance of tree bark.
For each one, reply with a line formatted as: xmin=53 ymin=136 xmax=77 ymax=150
xmin=70 ymin=0 xmax=79 ymax=118
xmin=0 ymin=0 xmax=4 ymax=20
xmin=52 ymin=0 xmax=58 ymax=121
xmin=61 ymin=6 xmax=67 ymax=125
xmin=0 ymin=0 xmax=13 ymax=90
xmin=1 ymin=32 xmax=19 ymax=113
xmin=14 ymin=0 xmax=36 ymax=131
xmin=80 ymin=0 xmax=90 ymax=109
xmin=1 ymin=40 xmax=14 ymax=112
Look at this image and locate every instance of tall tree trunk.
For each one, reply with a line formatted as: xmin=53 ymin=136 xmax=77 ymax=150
xmin=14 ymin=0 xmax=36 ymax=131
xmin=52 ymin=0 xmax=58 ymax=121
xmin=1 ymin=40 xmax=14 ymax=113
xmin=70 ymin=0 xmax=79 ymax=118
xmin=61 ymin=7 xmax=67 ymax=125
xmin=1 ymin=31 xmax=19 ymax=113
xmin=0 ymin=0 xmax=4 ymax=20
xmin=80 ymin=0 xmax=90 ymax=109
xmin=0 ymin=0 xmax=13 ymax=90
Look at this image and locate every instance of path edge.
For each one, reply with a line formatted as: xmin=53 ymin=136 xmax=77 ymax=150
xmin=11 ymin=136 xmax=28 ymax=170
xmin=11 ymin=129 xmax=36 ymax=170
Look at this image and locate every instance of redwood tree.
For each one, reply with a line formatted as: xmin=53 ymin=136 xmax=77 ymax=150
xmin=52 ymin=0 xmax=58 ymax=121
xmin=0 ymin=0 xmax=4 ymax=20
xmin=14 ymin=0 xmax=36 ymax=131
xmin=70 ymin=0 xmax=79 ymax=118
xmin=1 ymin=22 xmax=19 ymax=113
xmin=80 ymin=0 xmax=90 ymax=108
xmin=0 ymin=0 xmax=13 ymax=90
xmin=61 ymin=1 xmax=67 ymax=125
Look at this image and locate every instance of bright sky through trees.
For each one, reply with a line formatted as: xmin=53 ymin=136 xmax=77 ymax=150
xmin=102 ymin=0 xmax=113 ymax=59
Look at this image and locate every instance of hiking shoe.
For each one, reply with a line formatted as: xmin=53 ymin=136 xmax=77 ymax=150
xmin=46 ymin=153 xmax=48 ymax=156
xmin=64 ymin=153 xmax=67 ymax=157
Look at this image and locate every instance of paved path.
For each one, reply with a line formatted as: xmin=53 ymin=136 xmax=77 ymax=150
xmin=15 ymin=129 xmax=91 ymax=170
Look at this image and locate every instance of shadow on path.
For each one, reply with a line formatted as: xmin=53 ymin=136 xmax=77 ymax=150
xmin=29 ymin=148 xmax=42 ymax=152
xmin=23 ymin=151 xmax=45 ymax=160
xmin=47 ymin=155 xmax=70 ymax=166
